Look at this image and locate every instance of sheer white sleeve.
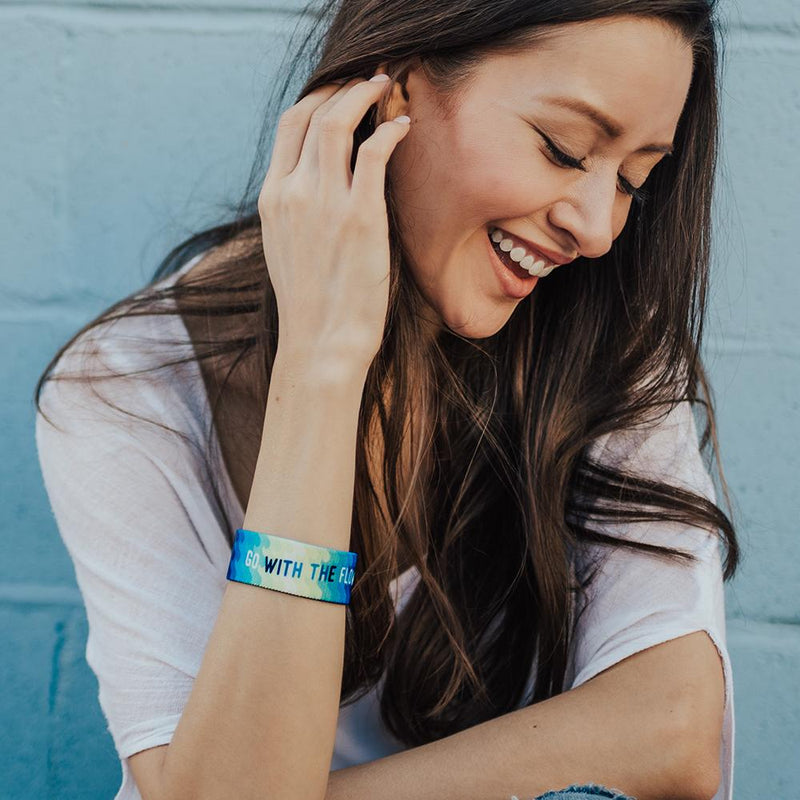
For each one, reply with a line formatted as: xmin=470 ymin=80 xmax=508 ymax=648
xmin=35 ymin=316 xmax=233 ymax=762
xmin=567 ymin=399 xmax=734 ymax=800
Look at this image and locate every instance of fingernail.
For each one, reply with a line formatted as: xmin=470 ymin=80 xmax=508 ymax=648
xmin=370 ymin=73 xmax=391 ymax=82
xmin=394 ymin=115 xmax=411 ymax=124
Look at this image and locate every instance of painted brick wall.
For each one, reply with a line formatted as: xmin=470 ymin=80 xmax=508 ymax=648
xmin=2 ymin=0 xmax=798 ymax=797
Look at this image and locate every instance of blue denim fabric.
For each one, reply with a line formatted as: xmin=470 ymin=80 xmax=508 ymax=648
xmin=512 ymin=782 xmax=637 ymax=800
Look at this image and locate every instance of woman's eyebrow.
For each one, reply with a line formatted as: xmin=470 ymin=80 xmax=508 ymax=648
xmin=539 ymin=95 xmax=675 ymax=155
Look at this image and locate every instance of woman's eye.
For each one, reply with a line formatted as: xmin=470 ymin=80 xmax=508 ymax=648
xmin=618 ymin=175 xmax=650 ymax=203
xmin=541 ymin=136 xmax=584 ymax=169
xmin=540 ymin=131 xmax=649 ymax=204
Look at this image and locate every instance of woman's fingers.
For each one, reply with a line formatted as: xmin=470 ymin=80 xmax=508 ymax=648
xmin=297 ymin=76 xmax=396 ymax=186
xmin=267 ymin=75 xmax=400 ymax=190
xmin=257 ymin=72 xmax=413 ymax=372
xmin=350 ymin=115 xmax=411 ymax=201
xmin=265 ymin=83 xmax=343 ymax=180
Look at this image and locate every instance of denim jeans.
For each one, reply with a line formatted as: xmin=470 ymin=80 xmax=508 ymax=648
xmin=514 ymin=783 xmax=637 ymax=800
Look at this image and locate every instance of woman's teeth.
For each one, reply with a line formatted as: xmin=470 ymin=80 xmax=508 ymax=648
xmin=489 ymin=228 xmax=556 ymax=277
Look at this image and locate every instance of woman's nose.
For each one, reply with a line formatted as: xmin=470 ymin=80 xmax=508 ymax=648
xmin=549 ymin=176 xmax=621 ymax=261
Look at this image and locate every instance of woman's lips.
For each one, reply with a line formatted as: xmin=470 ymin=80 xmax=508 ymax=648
xmin=493 ymin=227 xmax=574 ymax=267
xmin=489 ymin=232 xmax=540 ymax=280
xmin=485 ymin=229 xmax=539 ymax=300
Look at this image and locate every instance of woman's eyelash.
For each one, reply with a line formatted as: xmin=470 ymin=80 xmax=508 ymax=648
xmin=541 ymin=136 xmax=585 ymax=170
xmin=539 ymin=133 xmax=650 ymax=204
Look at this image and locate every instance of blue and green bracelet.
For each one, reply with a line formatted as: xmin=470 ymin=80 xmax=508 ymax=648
xmin=227 ymin=528 xmax=358 ymax=605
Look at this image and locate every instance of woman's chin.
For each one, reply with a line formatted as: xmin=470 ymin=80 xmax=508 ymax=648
xmin=417 ymin=270 xmax=521 ymax=341
xmin=438 ymin=303 xmax=518 ymax=341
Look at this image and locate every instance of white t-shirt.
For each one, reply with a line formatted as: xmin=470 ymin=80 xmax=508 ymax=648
xmin=35 ymin=253 xmax=734 ymax=800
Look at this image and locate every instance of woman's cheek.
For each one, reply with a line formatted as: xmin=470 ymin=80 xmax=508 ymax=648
xmin=461 ymin=140 xmax=543 ymax=208
xmin=469 ymin=167 xmax=540 ymax=221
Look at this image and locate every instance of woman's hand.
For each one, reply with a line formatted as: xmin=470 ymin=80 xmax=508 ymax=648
xmin=258 ymin=74 xmax=410 ymax=380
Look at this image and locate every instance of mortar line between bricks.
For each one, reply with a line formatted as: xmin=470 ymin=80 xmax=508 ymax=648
xmin=6 ymin=4 xmax=792 ymax=41
xmin=0 ymin=2 xmax=320 ymax=22
xmin=0 ymin=584 xmax=83 ymax=606
xmin=46 ymin=615 xmax=68 ymax=797
xmin=47 ymin=619 xmax=67 ymax=716
xmin=0 ymin=2 xmax=788 ymax=30
xmin=729 ymin=616 xmax=800 ymax=631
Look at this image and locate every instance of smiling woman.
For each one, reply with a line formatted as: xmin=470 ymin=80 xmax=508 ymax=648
xmin=34 ymin=1 xmax=738 ymax=800
xmin=378 ymin=14 xmax=695 ymax=334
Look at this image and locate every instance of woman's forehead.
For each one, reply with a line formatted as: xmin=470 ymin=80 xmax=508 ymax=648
xmin=453 ymin=19 xmax=692 ymax=141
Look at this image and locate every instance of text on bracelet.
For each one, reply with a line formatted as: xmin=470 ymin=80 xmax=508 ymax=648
xmin=244 ymin=549 xmax=355 ymax=586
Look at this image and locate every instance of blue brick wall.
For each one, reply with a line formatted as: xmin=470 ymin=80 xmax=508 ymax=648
xmin=3 ymin=0 xmax=798 ymax=797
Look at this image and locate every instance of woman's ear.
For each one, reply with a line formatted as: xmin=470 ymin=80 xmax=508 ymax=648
xmin=374 ymin=59 xmax=416 ymax=122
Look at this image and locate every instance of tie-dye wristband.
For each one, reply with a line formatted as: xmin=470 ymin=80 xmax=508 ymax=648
xmin=226 ymin=528 xmax=358 ymax=605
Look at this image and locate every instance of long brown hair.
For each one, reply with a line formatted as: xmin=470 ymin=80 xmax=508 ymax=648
xmin=36 ymin=0 xmax=740 ymax=747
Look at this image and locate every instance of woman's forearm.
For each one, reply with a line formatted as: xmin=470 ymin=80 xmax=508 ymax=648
xmin=324 ymin=632 xmax=718 ymax=800
xmin=159 ymin=353 xmax=368 ymax=800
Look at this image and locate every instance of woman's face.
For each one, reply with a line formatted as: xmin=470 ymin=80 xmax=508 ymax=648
xmin=384 ymin=15 xmax=694 ymax=340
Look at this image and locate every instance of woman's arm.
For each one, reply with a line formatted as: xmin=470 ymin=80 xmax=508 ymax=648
xmin=324 ymin=630 xmax=725 ymax=800
xmin=132 ymin=76 xmax=408 ymax=800
xmin=153 ymin=356 xmax=368 ymax=800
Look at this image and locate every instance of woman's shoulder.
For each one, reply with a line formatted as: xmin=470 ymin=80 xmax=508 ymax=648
xmin=587 ymin=398 xmax=708 ymax=484
xmin=38 ymin=254 xmax=211 ymax=440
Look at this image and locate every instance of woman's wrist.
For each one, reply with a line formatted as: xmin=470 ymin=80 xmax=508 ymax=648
xmin=272 ymin=347 xmax=372 ymax=395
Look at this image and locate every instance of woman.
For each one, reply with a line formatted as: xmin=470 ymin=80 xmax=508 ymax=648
xmin=35 ymin=1 xmax=740 ymax=799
